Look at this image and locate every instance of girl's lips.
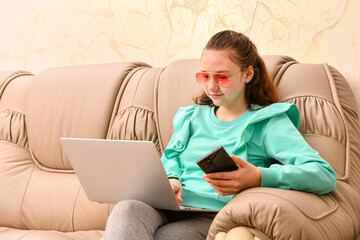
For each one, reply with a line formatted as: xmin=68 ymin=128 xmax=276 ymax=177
xmin=210 ymin=94 xmax=223 ymax=98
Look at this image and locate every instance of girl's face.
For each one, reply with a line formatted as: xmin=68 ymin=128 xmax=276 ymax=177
xmin=200 ymin=49 xmax=253 ymax=109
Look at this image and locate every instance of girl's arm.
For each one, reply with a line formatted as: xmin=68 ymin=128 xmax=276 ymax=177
xmin=160 ymin=106 xmax=195 ymax=179
xmin=204 ymin=113 xmax=336 ymax=195
xmin=259 ymin=113 xmax=336 ymax=194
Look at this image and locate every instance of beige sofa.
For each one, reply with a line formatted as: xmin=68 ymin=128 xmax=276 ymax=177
xmin=0 ymin=55 xmax=359 ymax=240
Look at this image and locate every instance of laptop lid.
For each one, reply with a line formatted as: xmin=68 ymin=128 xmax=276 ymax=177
xmin=60 ymin=138 xmax=182 ymax=211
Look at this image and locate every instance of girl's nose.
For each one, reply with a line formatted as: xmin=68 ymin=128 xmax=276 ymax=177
xmin=207 ymin=75 xmax=219 ymax=90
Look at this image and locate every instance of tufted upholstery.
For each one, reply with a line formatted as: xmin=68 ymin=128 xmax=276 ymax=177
xmin=0 ymin=56 xmax=359 ymax=239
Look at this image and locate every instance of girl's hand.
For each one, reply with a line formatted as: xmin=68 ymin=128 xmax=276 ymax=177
xmin=203 ymin=155 xmax=262 ymax=195
xmin=169 ymin=178 xmax=183 ymax=203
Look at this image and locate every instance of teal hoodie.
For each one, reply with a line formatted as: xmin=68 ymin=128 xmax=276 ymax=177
xmin=161 ymin=103 xmax=336 ymax=211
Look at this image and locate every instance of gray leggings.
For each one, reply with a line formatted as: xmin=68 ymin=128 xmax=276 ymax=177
xmin=101 ymin=199 xmax=217 ymax=240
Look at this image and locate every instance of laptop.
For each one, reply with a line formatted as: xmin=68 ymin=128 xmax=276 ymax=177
xmin=60 ymin=138 xmax=217 ymax=212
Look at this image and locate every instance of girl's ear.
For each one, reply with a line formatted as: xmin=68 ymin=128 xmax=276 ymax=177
xmin=244 ymin=66 xmax=254 ymax=83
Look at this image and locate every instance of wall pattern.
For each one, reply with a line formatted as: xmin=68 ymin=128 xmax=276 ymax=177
xmin=0 ymin=0 xmax=359 ymax=111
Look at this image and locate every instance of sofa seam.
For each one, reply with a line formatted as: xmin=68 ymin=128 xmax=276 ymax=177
xmin=130 ymin=68 xmax=150 ymax=107
xmin=0 ymin=109 xmax=29 ymax=150
xmin=282 ymin=94 xmax=337 ymax=105
xmin=53 ymin=231 xmax=77 ymax=240
xmin=322 ymin=63 xmax=351 ymax=182
xmin=0 ymin=138 xmax=30 ymax=153
xmin=153 ymin=67 xmax=166 ymax=153
xmin=71 ymin=185 xmax=82 ymax=232
xmin=19 ymin=164 xmax=36 ymax=230
xmin=336 ymin=203 xmax=358 ymax=239
xmin=272 ymin=60 xmax=298 ymax=87
xmin=115 ymin=106 xmax=154 ymax=117
xmin=17 ymin=230 xmax=36 ymax=239
xmin=1 ymin=108 xmax=25 ymax=115
xmin=0 ymin=71 xmax=33 ymax=101
xmin=241 ymin=190 xmax=339 ymax=221
xmin=0 ymin=139 xmax=34 ymax=229
xmin=27 ymin=148 xmax=76 ymax=174
xmin=301 ymin=133 xmax=343 ymax=144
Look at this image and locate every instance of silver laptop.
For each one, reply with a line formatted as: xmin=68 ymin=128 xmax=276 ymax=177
xmin=60 ymin=138 xmax=217 ymax=212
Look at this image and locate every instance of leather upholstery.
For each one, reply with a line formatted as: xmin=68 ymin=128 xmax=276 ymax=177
xmin=0 ymin=56 xmax=359 ymax=239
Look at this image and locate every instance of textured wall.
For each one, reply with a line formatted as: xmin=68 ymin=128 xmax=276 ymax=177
xmin=0 ymin=0 xmax=359 ymax=111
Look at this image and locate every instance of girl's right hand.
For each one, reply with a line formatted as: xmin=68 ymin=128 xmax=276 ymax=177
xmin=169 ymin=178 xmax=183 ymax=203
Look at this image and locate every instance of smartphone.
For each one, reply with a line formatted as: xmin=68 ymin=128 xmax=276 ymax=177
xmin=196 ymin=146 xmax=238 ymax=173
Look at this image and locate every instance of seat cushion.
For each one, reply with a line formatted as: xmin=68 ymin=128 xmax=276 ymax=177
xmin=0 ymin=227 xmax=103 ymax=240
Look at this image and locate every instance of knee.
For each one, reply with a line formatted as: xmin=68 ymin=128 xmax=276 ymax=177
xmin=111 ymin=199 xmax=151 ymax=217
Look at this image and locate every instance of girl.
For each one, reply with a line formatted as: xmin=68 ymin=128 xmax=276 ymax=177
xmin=101 ymin=30 xmax=336 ymax=240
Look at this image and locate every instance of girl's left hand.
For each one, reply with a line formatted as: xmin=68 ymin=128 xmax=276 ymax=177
xmin=203 ymin=154 xmax=262 ymax=195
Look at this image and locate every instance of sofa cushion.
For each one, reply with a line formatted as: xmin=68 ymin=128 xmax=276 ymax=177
xmin=0 ymin=227 xmax=103 ymax=240
xmin=26 ymin=62 xmax=148 ymax=171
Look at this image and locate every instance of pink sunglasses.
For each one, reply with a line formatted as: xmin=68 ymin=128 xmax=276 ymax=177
xmin=195 ymin=72 xmax=232 ymax=88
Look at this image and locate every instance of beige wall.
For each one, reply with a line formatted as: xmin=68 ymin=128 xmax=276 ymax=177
xmin=0 ymin=0 xmax=359 ymax=111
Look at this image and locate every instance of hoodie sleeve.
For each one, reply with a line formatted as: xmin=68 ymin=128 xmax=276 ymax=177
xmin=259 ymin=113 xmax=337 ymax=195
xmin=160 ymin=105 xmax=196 ymax=180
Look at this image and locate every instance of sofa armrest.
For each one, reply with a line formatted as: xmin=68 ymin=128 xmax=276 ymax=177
xmin=207 ymin=187 xmax=343 ymax=240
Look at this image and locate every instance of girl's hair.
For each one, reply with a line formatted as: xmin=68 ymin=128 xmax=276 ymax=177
xmin=193 ymin=30 xmax=279 ymax=107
